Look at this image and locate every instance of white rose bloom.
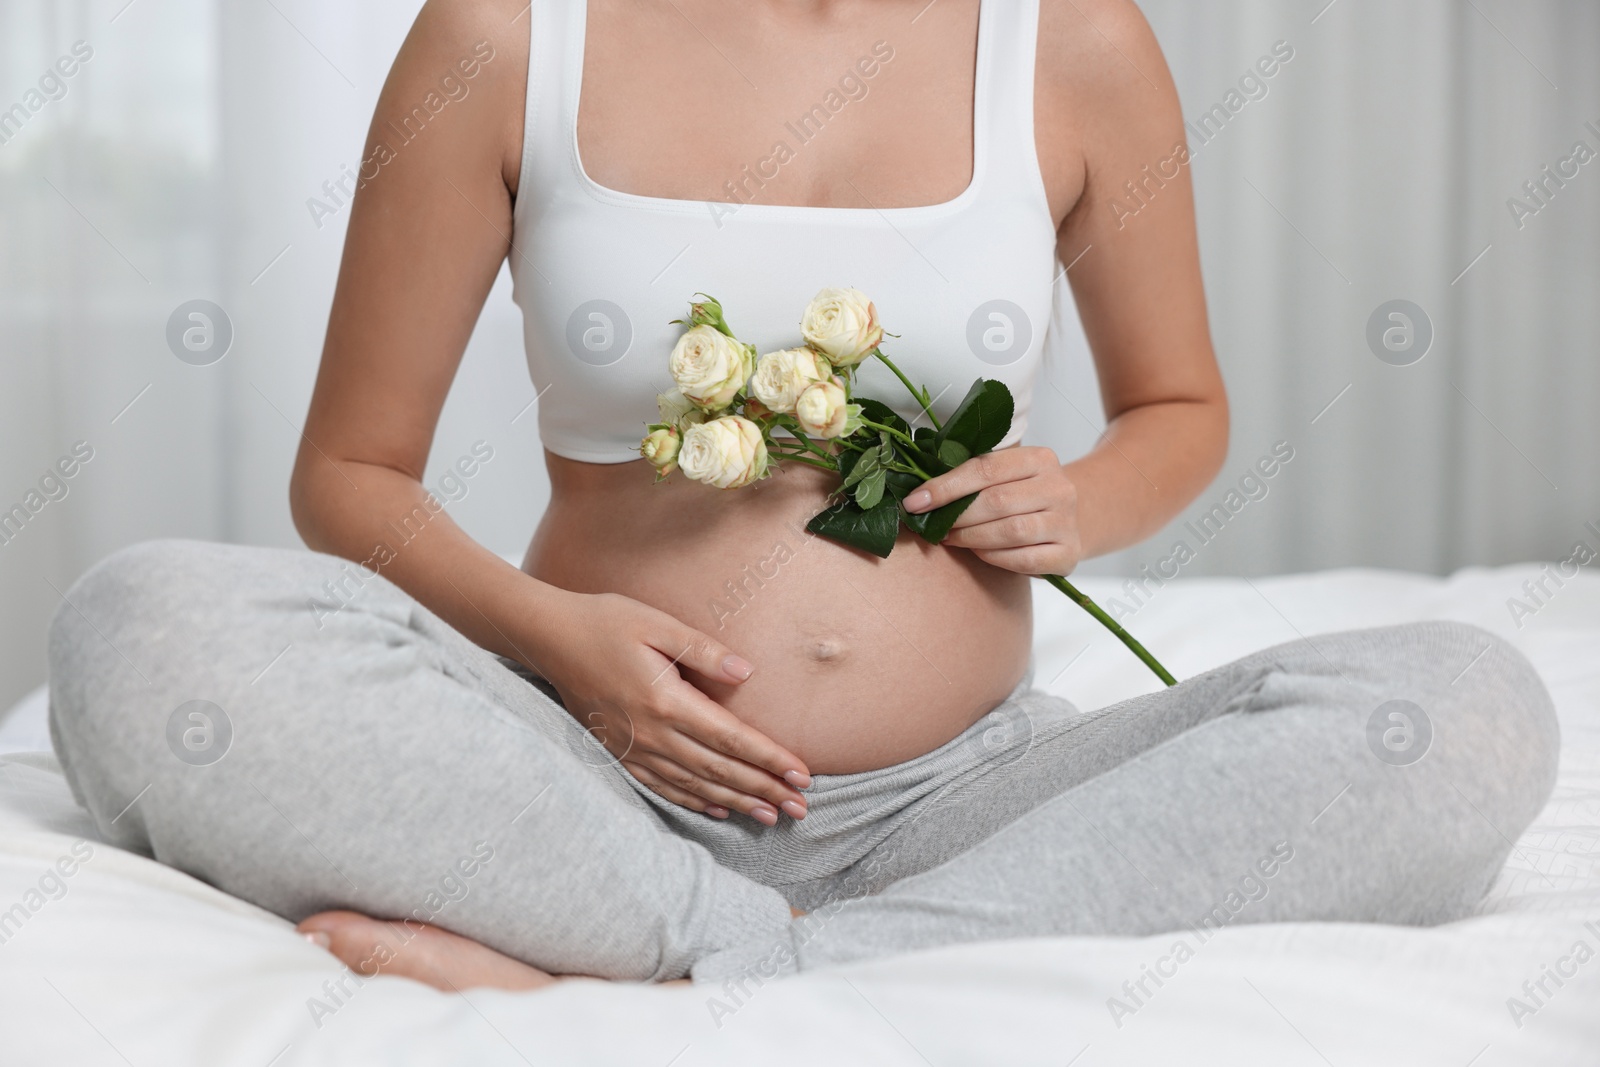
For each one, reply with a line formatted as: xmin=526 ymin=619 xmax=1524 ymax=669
xmin=678 ymin=416 xmax=770 ymax=489
xmin=750 ymin=347 xmax=831 ymax=414
xmin=794 ymin=380 xmax=851 ymax=439
xmin=669 ymin=325 xmax=754 ymax=411
xmin=800 ymin=287 xmax=883 ymax=368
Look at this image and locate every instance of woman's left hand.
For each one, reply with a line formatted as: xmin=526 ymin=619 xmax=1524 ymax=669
xmin=902 ymin=446 xmax=1082 ymax=576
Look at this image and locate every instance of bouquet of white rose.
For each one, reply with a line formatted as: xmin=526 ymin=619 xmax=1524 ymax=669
xmin=640 ymin=288 xmax=1177 ymax=687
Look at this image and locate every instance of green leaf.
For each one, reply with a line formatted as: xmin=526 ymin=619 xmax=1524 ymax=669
xmin=806 ymin=496 xmax=901 ymax=558
xmin=879 ymin=469 xmax=977 ymax=543
xmin=856 ymin=397 xmax=901 ymax=426
xmin=841 ymin=447 xmax=880 ymax=491
xmin=903 ymin=492 xmax=976 ymax=544
xmin=896 ymin=430 xmax=945 ymax=474
xmin=937 ymin=439 xmax=972 ymax=469
xmin=854 ymin=467 xmax=887 ymax=510
xmin=840 ymin=403 xmax=867 ymax=439
xmin=856 ymin=397 xmax=912 ymax=440
xmin=884 ymin=469 xmax=921 ymax=501
xmin=936 ymin=379 xmax=1014 ymax=456
xmin=870 ymin=414 xmax=986 ymax=542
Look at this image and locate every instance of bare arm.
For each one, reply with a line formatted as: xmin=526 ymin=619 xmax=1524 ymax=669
xmin=909 ymin=0 xmax=1227 ymax=573
xmin=290 ymin=0 xmax=543 ymax=661
xmin=1052 ymin=0 xmax=1228 ymax=559
xmin=289 ymin=0 xmax=810 ymax=822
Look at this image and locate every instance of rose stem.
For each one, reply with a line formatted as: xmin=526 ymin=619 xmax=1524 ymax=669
xmin=775 ymin=427 xmax=838 ymax=462
xmin=857 ymin=419 xmax=919 ymax=450
xmin=871 ymin=349 xmax=942 ymax=432
xmin=888 ymin=457 xmax=935 ymax=481
xmin=863 ymin=349 xmax=1173 ymax=685
xmin=764 ymin=447 xmax=832 ymax=470
xmin=1040 ymin=574 xmax=1177 ymax=687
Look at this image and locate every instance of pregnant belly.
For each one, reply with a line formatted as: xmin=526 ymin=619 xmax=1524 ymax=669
xmin=523 ymin=452 xmax=1034 ymax=773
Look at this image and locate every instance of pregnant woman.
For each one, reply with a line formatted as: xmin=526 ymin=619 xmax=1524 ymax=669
xmin=49 ymin=0 xmax=1557 ymax=991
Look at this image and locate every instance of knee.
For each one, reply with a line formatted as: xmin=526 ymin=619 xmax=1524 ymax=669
xmin=48 ymin=540 xmax=203 ymax=682
xmin=1321 ymin=620 xmax=1558 ymax=830
xmin=44 ymin=541 xmax=218 ymax=826
xmin=1354 ymin=622 xmax=1562 ymax=861
xmin=1430 ymin=622 xmax=1560 ymax=822
xmin=54 ymin=536 xmax=206 ymax=625
xmin=47 ymin=539 xmax=278 ymax=742
xmin=47 ymin=538 xmax=362 ymax=669
xmin=1316 ymin=622 xmax=1559 ymax=921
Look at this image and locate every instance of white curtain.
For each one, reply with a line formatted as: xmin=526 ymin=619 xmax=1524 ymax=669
xmin=3 ymin=0 xmax=1597 ymax=705
xmin=1052 ymin=0 xmax=1600 ymax=580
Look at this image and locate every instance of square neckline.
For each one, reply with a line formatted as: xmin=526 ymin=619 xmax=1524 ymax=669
xmin=565 ymin=0 xmax=992 ymax=220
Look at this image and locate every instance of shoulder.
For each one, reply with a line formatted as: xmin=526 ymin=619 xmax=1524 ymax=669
xmin=398 ymin=0 xmax=531 ymax=76
xmin=1036 ymin=0 xmax=1177 ymax=112
xmin=1033 ymin=0 xmax=1185 ymax=223
xmin=378 ymin=0 xmax=531 ymax=186
xmin=408 ymin=0 xmax=531 ymax=53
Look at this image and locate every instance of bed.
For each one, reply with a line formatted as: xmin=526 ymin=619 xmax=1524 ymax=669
xmin=2 ymin=565 xmax=1597 ymax=1065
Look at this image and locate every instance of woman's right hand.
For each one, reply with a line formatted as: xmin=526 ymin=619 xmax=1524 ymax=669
xmin=531 ymin=590 xmax=811 ymax=825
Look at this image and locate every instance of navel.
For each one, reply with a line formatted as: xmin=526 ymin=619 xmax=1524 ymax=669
xmin=806 ymin=636 xmax=849 ymax=664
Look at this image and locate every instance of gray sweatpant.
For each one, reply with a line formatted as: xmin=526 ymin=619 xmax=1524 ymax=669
xmin=46 ymin=540 xmax=1560 ymax=983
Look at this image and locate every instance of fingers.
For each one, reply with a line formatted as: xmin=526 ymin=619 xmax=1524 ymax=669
xmin=626 ymin=756 xmax=788 ymax=826
xmin=669 ymin=692 xmax=812 ymax=790
xmin=649 ymin=625 xmax=755 ymax=686
xmin=619 ymin=602 xmax=814 ymax=821
xmin=623 ymin=760 xmax=732 ymax=819
xmin=626 ymin=680 xmax=812 ymax=820
xmin=903 ymin=446 xmax=1047 ymax=514
xmin=944 ymin=479 xmax=1052 ymax=531
xmin=943 ymin=510 xmax=1053 ymax=551
xmin=972 ymin=544 xmax=1066 ymax=576
xmin=945 ymin=511 xmax=1077 ymax=574
xmin=661 ymin=731 xmax=808 ymax=815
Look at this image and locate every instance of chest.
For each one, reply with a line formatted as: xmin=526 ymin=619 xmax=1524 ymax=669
xmin=508 ymin=0 xmax=1068 ymax=461
xmin=578 ymin=0 xmax=1011 ymax=213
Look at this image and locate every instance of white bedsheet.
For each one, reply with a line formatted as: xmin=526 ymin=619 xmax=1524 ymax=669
xmin=1 ymin=566 xmax=1597 ymax=1066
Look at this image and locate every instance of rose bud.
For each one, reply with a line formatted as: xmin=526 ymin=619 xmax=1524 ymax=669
xmin=795 ymin=380 xmax=853 ymax=439
xmin=639 ymin=427 xmax=680 ymax=475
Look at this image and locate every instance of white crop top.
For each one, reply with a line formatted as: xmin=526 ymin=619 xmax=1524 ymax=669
xmin=509 ymin=0 xmax=1057 ymax=463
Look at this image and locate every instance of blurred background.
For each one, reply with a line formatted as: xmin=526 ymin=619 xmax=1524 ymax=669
xmin=1 ymin=0 xmax=1596 ymax=710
